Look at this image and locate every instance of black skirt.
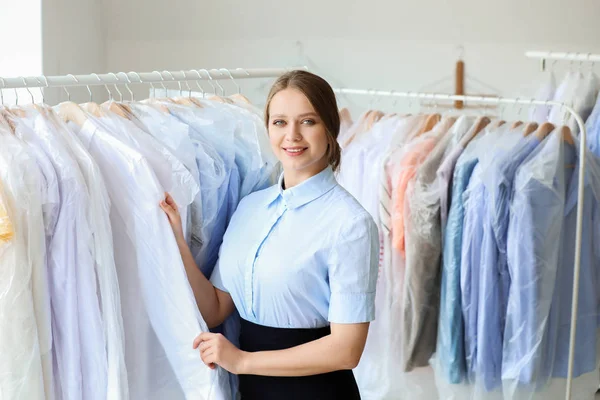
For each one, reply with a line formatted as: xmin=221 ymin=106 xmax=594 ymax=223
xmin=238 ymin=318 xmax=361 ymax=400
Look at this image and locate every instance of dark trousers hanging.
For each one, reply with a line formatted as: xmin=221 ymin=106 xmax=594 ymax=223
xmin=238 ymin=318 xmax=361 ymax=400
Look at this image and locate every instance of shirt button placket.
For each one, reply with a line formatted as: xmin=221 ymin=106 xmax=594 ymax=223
xmin=245 ymin=203 xmax=287 ymax=319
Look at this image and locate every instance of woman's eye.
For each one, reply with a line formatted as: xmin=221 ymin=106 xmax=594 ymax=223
xmin=302 ymin=119 xmax=315 ymax=125
xmin=273 ymin=120 xmax=285 ymax=126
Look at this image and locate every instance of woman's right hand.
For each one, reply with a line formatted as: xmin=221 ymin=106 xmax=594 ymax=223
xmin=160 ymin=192 xmax=184 ymax=241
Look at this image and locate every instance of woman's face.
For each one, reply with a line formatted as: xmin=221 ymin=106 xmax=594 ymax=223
xmin=267 ymin=88 xmax=330 ymax=178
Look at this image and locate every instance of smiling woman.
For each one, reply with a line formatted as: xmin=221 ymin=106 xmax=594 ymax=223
xmin=161 ymin=70 xmax=378 ymax=400
xmin=265 ymin=71 xmax=342 ymax=188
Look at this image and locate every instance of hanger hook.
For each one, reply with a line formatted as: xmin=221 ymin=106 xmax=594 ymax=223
xmin=35 ymin=77 xmax=46 ymax=104
xmin=162 ymin=70 xmax=179 ymax=96
xmin=208 ymin=70 xmax=225 ymax=95
xmin=215 ymin=70 xmax=227 ymax=95
xmin=118 ymin=72 xmax=134 ymax=101
xmin=569 ymin=53 xmax=575 ymax=72
xmin=389 ymin=90 xmax=398 ymax=108
xmin=514 ymin=97 xmax=524 ymax=117
xmin=135 ymin=71 xmax=154 ymax=97
xmin=129 ymin=71 xmax=143 ymax=100
xmin=91 ymin=73 xmax=111 ymax=100
xmin=528 ymin=98 xmax=537 ymax=122
xmin=20 ymin=77 xmax=35 ymax=104
xmin=78 ymin=74 xmax=93 ymax=102
xmin=234 ymin=68 xmax=250 ymax=94
xmin=219 ymin=68 xmax=239 ymax=95
xmin=190 ymin=69 xmax=206 ymax=98
xmin=152 ymin=71 xmax=168 ymax=97
xmin=179 ymin=71 xmax=192 ymax=98
xmin=198 ymin=69 xmax=217 ymax=95
xmin=107 ymin=73 xmax=123 ymax=102
xmin=62 ymin=74 xmax=77 ymax=102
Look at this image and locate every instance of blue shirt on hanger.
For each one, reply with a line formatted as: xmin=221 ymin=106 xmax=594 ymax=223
xmin=503 ymin=131 xmax=569 ymax=386
xmin=437 ymin=154 xmax=479 ymax=384
xmin=210 ymin=166 xmax=379 ymax=328
xmin=476 ymin=136 xmax=541 ymax=391
xmin=549 ymin=141 xmax=600 ymax=379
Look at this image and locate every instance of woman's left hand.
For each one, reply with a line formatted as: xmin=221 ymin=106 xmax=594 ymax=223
xmin=193 ymin=332 xmax=248 ymax=375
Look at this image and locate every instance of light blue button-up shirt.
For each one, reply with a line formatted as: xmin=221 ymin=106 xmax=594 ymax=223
xmin=475 ymin=135 xmax=541 ymax=390
xmin=503 ymin=131 xmax=570 ymax=386
xmin=437 ymin=152 xmax=479 ymax=384
xmin=548 ymin=136 xmax=600 ymax=380
xmin=210 ymin=166 xmax=379 ymax=328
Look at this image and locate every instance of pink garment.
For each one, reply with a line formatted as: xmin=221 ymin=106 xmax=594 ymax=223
xmin=391 ymin=138 xmax=437 ymax=256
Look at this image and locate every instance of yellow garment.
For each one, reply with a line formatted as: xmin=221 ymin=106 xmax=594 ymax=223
xmin=0 ymin=180 xmax=14 ymax=242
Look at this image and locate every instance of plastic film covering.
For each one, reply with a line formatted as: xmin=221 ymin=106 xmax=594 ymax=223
xmin=16 ymin=108 xmax=107 ymax=400
xmin=64 ymin=110 xmax=230 ymax=400
xmin=0 ymin=126 xmax=46 ymax=399
xmin=129 ymin=103 xmax=202 ymax=246
xmin=500 ymin=127 xmax=599 ymax=400
xmin=46 ymin=109 xmax=130 ymax=399
xmin=161 ymin=102 xmax=236 ymax=276
xmin=549 ymin=71 xmax=599 ymax=134
xmin=432 ymin=124 xmax=513 ymax=400
xmin=353 ymin=115 xmax=426 ymax=400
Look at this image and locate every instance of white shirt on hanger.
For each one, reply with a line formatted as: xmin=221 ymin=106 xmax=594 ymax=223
xmin=73 ymin=118 xmax=230 ymax=400
xmin=47 ymin=109 xmax=130 ymax=400
xmin=18 ymin=111 xmax=107 ymax=400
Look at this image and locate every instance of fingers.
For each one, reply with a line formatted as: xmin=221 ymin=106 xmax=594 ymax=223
xmin=201 ymin=348 xmax=217 ymax=369
xmin=160 ymin=193 xmax=179 ymax=214
xmin=164 ymin=192 xmax=178 ymax=211
xmin=192 ymin=332 xmax=214 ymax=349
xmin=194 ymin=333 xmax=219 ymax=369
xmin=192 ymin=334 xmax=202 ymax=349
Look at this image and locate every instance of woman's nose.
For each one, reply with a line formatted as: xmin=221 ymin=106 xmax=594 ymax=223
xmin=284 ymin=122 xmax=302 ymax=142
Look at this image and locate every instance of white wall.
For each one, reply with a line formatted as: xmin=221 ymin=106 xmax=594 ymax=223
xmin=42 ymin=0 xmax=107 ymax=104
xmin=0 ymin=0 xmax=42 ymax=104
xmin=102 ymin=0 xmax=600 ymax=114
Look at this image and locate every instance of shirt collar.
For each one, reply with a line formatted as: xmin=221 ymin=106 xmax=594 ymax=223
xmin=267 ymin=166 xmax=337 ymax=210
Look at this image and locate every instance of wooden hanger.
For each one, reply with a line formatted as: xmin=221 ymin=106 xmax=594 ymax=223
xmin=175 ymin=96 xmax=203 ymax=107
xmin=522 ymin=122 xmax=538 ymax=136
xmin=0 ymin=109 xmax=15 ymax=134
xmin=81 ymin=101 xmax=104 ymax=117
xmin=459 ymin=116 xmax=491 ymax=147
xmin=491 ymin=119 xmax=506 ymax=129
xmin=102 ymin=101 xmax=134 ymax=120
xmin=339 ymin=107 xmax=352 ymax=125
xmin=559 ymin=125 xmax=574 ymax=145
xmin=365 ymin=110 xmax=384 ymax=131
xmin=57 ymin=102 xmax=91 ymax=128
xmin=417 ymin=113 xmax=441 ymax=135
xmin=534 ymin=122 xmax=555 ymax=141
xmin=511 ymin=120 xmax=523 ymax=129
xmin=229 ymin=93 xmax=252 ymax=105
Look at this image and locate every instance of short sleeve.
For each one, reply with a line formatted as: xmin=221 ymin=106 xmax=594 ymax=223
xmin=328 ymin=213 xmax=379 ymax=324
xmin=209 ymin=259 xmax=229 ymax=293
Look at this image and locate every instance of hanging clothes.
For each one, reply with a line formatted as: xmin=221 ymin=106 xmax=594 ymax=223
xmin=337 ymin=91 xmax=600 ymax=400
xmin=0 ymin=125 xmax=47 ymax=400
xmin=0 ymin=88 xmax=278 ymax=399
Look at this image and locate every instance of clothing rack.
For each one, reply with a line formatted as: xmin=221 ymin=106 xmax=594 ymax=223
xmin=525 ymin=50 xmax=600 ymax=71
xmin=0 ymin=67 xmax=305 ymax=90
xmin=526 ymin=50 xmax=600 ymax=63
xmin=334 ymin=87 xmax=587 ymax=400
